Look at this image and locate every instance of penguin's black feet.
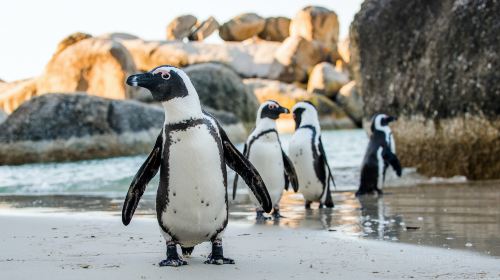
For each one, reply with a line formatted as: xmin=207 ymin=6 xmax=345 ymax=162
xmin=256 ymin=210 xmax=271 ymax=221
xmin=272 ymin=208 xmax=285 ymax=219
xmin=375 ymin=188 xmax=384 ymax=196
xmin=159 ymin=257 xmax=188 ymax=267
xmin=159 ymin=242 xmax=188 ymax=267
xmin=181 ymin=246 xmax=194 ymax=258
xmin=323 ymin=201 xmax=335 ymax=208
xmin=305 ymin=201 xmax=312 ymax=209
xmin=204 ymin=240 xmax=235 ymax=265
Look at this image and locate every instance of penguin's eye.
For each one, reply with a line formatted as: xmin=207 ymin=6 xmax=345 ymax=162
xmin=161 ymin=72 xmax=171 ymax=80
xmin=268 ymin=104 xmax=278 ymax=109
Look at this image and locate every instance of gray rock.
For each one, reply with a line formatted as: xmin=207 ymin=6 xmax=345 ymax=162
xmin=335 ymin=81 xmax=363 ymax=128
xmin=0 ymin=93 xmax=247 ymax=164
xmin=166 ymin=15 xmax=198 ymax=40
xmin=184 ymin=63 xmax=259 ymax=124
xmin=350 ymin=0 xmax=500 ymax=179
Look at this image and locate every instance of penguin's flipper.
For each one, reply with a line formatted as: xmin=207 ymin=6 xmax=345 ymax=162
xmin=218 ymin=126 xmax=272 ymax=213
xmin=122 ymin=133 xmax=163 ymax=226
xmin=232 ymin=143 xmax=248 ymax=200
xmin=282 ymin=150 xmax=299 ymax=192
xmin=382 ymin=148 xmax=402 ymax=177
xmin=318 ymin=137 xmax=337 ymax=189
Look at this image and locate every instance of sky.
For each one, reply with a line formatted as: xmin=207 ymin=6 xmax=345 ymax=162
xmin=0 ymin=0 xmax=363 ymax=81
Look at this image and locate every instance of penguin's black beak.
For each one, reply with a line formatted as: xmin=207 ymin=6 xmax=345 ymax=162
xmin=126 ymin=73 xmax=155 ymax=88
xmin=386 ymin=116 xmax=397 ymax=123
xmin=279 ymin=106 xmax=290 ymax=115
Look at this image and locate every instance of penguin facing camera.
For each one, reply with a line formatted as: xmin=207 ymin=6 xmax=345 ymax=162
xmin=233 ymin=100 xmax=299 ymax=220
xmin=289 ymin=101 xmax=336 ymax=209
xmin=122 ymin=65 xmax=272 ymax=267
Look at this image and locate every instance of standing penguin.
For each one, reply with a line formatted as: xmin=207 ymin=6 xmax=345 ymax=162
xmin=232 ymin=100 xmax=299 ymax=220
xmin=289 ymin=101 xmax=335 ymax=209
xmin=122 ymin=65 xmax=272 ymax=267
xmin=356 ymin=113 xmax=402 ymax=196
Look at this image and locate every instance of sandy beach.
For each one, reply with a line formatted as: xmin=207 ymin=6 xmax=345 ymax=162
xmin=1 ymin=212 xmax=499 ymax=280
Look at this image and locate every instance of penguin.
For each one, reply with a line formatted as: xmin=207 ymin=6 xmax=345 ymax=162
xmin=232 ymin=100 xmax=299 ymax=220
xmin=288 ymin=101 xmax=336 ymax=209
xmin=356 ymin=113 xmax=402 ymax=196
xmin=122 ymin=65 xmax=272 ymax=267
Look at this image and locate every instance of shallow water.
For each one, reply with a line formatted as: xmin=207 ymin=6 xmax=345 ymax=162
xmin=0 ymin=129 xmax=497 ymax=257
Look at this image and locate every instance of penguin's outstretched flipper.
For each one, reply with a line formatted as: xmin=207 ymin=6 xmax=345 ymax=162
xmin=218 ymin=125 xmax=272 ymax=213
xmin=282 ymin=150 xmax=299 ymax=192
xmin=232 ymin=143 xmax=247 ymax=200
xmin=382 ymin=147 xmax=402 ymax=177
xmin=122 ymin=133 xmax=163 ymax=225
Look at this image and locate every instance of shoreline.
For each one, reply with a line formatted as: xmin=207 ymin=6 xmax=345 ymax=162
xmin=1 ymin=212 xmax=499 ymax=280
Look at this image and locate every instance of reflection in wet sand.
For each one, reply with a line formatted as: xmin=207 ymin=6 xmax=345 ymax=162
xmin=1 ymin=180 xmax=499 ymax=257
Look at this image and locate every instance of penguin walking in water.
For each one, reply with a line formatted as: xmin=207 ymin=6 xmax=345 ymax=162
xmin=232 ymin=100 xmax=299 ymax=220
xmin=356 ymin=113 xmax=402 ymax=196
xmin=288 ymin=101 xmax=335 ymax=209
xmin=122 ymin=65 xmax=272 ymax=267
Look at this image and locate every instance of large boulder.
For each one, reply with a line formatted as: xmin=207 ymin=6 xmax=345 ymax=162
xmin=270 ymin=36 xmax=324 ymax=83
xmin=290 ymin=6 xmax=339 ymax=45
xmin=0 ymin=94 xmax=246 ymax=164
xmin=307 ymin=62 xmax=349 ymax=97
xmin=54 ymin=32 xmax=92 ymax=54
xmin=289 ymin=6 xmax=340 ymax=60
xmin=37 ymin=37 xmax=141 ymax=100
xmin=257 ymin=17 xmax=290 ymax=42
xmin=188 ymin=17 xmax=220 ymax=41
xmin=184 ymin=63 xmax=259 ymax=124
xmin=0 ymin=94 xmax=162 ymax=164
xmin=350 ymin=0 xmax=500 ymax=179
xmin=219 ymin=13 xmax=265 ymax=41
xmin=166 ymin=15 xmax=198 ymax=40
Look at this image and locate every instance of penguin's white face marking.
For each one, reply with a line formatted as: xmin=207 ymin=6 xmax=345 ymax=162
xmin=292 ymin=101 xmax=320 ymax=130
xmin=372 ymin=113 xmax=397 ymax=144
xmin=256 ymin=100 xmax=289 ymax=123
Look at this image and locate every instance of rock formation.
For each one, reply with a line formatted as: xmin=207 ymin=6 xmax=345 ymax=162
xmin=166 ymin=15 xmax=198 ymax=40
xmin=350 ymin=0 xmax=500 ymax=179
xmin=257 ymin=17 xmax=290 ymax=42
xmin=188 ymin=17 xmax=219 ymax=41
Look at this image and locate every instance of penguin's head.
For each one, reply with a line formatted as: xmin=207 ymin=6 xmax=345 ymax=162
xmin=126 ymin=65 xmax=191 ymax=102
xmin=291 ymin=101 xmax=319 ymax=130
xmin=371 ymin=113 xmax=397 ymax=133
xmin=257 ymin=100 xmax=289 ymax=121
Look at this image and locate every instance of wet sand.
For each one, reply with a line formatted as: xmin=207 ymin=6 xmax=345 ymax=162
xmin=1 ymin=212 xmax=499 ymax=280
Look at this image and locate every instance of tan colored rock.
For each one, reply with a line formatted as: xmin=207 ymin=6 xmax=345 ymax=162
xmin=188 ymin=16 xmax=219 ymax=41
xmin=37 ymin=37 xmax=139 ymax=100
xmin=270 ymin=36 xmax=324 ymax=83
xmin=258 ymin=17 xmax=290 ymax=42
xmin=290 ymin=6 xmax=339 ymax=46
xmin=55 ymin=32 xmax=92 ymax=54
xmin=166 ymin=15 xmax=198 ymax=40
xmin=119 ymin=39 xmax=280 ymax=79
xmin=307 ymin=62 xmax=349 ymax=97
xmin=0 ymin=78 xmax=38 ymax=113
xmin=336 ymin=81 xmax=363 ymax=127
xmin=219 ymin=13 xmax=265 ymax=41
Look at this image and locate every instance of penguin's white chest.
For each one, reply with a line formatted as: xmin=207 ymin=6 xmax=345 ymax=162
xmin=247 ymin=134 xmax=285 ymax=207
xmin=160 ymin=125 xmax=227 ymax=246
xmin=289 ymin=130 xmax=323 ymax=201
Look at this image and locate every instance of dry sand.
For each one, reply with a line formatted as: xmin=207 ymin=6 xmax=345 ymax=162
xmin=0 ymin=211 xmax=499 ymax=280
